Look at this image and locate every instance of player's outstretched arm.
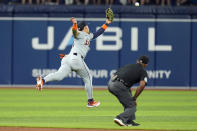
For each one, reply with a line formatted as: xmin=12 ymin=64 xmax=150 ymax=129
xmin=91 ymin=8 xmax=114 ymax=39
xmin=70 ymin=17 xmax=79 ymax=38
xmin=92 ymin=18 xmax=112 ymax=40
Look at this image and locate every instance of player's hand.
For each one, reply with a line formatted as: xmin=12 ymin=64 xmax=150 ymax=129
xmin=106 ymin=19 xmax=111 ymax=24
xmin=134 ymin=100 xmax=137 ymax=106
xmin=133 ymin=97 xmax=137 ymax=106
xmin=70 ymin=17 xmax=77 ymax=24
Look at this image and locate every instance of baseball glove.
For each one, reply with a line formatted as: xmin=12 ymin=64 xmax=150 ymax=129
xmin=106 ymin=8 xmax=114 ymax=22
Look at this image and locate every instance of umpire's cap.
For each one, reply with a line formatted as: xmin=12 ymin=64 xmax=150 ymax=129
xmin=138 ymin=55 xmax=149 ymax=64
xmin=78 ymin=21 xmax=87 ymax=31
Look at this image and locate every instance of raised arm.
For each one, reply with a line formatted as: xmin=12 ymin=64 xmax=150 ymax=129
xmin=92 ymin=19 xmax=112 ymax=39
xmin=70 ymin=17 xmax=79 ymax=38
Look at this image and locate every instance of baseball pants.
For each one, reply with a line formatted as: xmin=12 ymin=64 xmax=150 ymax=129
xmin=44 ymin=53 xmax=93 ymax=99
xmin=108 ymin=79 xmax=136 ymax=124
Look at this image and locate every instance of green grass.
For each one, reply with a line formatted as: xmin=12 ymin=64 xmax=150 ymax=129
xmin=0 ymin=88 xmax=197 ymax=131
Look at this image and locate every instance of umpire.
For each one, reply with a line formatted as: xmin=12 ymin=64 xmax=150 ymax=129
xmin=108 ymin=55 xmax=149 ymax=126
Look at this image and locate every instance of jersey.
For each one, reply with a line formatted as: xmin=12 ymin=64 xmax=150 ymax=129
xmin=115 ymin=63 xmax=148 ymax=87
xmin=70 ymin=31 xmax=94 ymax=58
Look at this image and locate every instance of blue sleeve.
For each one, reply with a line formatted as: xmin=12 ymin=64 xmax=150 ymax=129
xmin=92 ymin=28 xmax=105 ymax=39
xmin=92 ymin=23 xmax=109 ymax=39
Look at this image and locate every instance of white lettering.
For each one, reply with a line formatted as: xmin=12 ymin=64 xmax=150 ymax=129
xmin=165 ymin=70 xmax=171 ymax=79
xmin=148 ymin=27 xmax=172 ymax=51
xmin=32 ymin=68 xmax=57 ymax=77
xmin=90 ymin=69 xmax=108 ymax=78
xmin=32 ymin=69 xmax=109 ymax=79
xmin=131 ymin=27 xmax=138 ymax=51
xmin=32 ymin=26 xmax=54 ymax=50
xmin=148 ymin=70 xmax=155 ymax=79
xmin=31 ymin=26 xmax=173 ymax=52
xmin=147 ymin=70 xmax=171 ymax=79
xmin=32 ymin=69 xmax=171 ymax=80
xmin=96 ymin=27 xmax=122 ymax=51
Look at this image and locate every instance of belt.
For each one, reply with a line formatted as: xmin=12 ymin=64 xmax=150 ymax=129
xmin=73 ymin=53 xmax=84 ymax=59
xmin=111 ymin=74 xmax=130 ymax=88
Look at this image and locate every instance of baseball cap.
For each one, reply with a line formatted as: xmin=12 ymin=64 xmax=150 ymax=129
xmin=78 ymin=21 xmax=87 ymax=31
xmin=138 ymin=55 xmax=149 ymax=64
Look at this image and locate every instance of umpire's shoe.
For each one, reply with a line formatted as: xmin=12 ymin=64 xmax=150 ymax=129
xmin=114 ymin=117 xmax=126 ymax=126
xmin=36 ymin=76 xmax=44 ymax=91
xmin=126 ymin=120 xmax=140 ymax=126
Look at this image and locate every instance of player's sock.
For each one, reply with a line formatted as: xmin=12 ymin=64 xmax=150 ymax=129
xmin=43 ymin=79 xmax=45 ymax=84
xmin=88 ymin=98 xmax=94 ymax=102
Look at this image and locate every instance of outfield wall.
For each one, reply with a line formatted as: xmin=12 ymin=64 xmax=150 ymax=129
xmin=0 ymin=5 xmax=197 ymax=88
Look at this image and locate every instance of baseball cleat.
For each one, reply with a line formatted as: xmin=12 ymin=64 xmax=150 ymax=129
xmin=87 ymin=101 xmax=100 ymax=108
xmin=114 ymin=118 xmax=126 ymax=126
xmin=126 ymin=120 xmax=140 ymax=126
xmin=36 ymin=76 xmax=44 ymax=91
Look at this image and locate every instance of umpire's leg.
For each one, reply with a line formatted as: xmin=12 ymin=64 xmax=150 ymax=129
xmin=108 ymin=80 xmax=136 ymax=124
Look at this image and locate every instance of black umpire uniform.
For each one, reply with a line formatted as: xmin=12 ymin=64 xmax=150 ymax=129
xmin=108 ymin=55 xmax=149 ymax=126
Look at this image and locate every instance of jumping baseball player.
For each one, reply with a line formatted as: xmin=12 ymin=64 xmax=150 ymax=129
xmin=36 ymin=8 xmax=114 ymax=108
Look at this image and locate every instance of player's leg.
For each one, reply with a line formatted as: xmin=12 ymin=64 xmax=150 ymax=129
xmin=77 ymin=61 xmax=93 ymax=99
xmin=44 ymin=63 xmax=72 ymax=83
xmin=36 ymin=56 xmax=72 ymax=90
xmin=76 ymin=60 xmax=100 ymax=107
xmin=36 ymin=63 xmax=71 ymax=90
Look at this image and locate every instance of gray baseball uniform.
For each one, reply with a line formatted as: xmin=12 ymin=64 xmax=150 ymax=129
xmin=43 ymin=20 xmax=109 ymax=100
xmin=44 ymin=31 xmax=94 ymax=99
